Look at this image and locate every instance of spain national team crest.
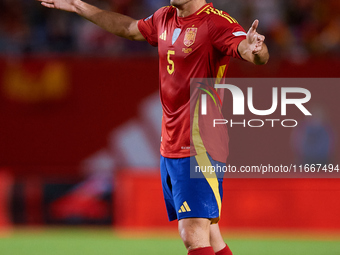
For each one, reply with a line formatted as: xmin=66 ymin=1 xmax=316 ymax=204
xmin=184 ymin=27 xmax=197 ymax=47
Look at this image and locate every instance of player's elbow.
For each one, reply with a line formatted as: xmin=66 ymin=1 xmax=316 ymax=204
xmin=120 ymin=26 xmax=135 ymax=41
xmin=126 ymin=20 xmax=145 ymax=41
xmin=125 ymin=33 xmax=137 ymax=41
xmin=253 ymin=52 xmax=269 ymax=65
xmin=254 ymin=58 xmax=269 ymax=65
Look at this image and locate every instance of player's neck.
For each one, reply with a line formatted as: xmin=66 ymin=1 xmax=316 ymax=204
xmin=175 ymin=0 xmax=207 ymax=18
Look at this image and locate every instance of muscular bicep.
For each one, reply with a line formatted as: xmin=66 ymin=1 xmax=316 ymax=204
xmin=128 ymin=20 xmax=146 ymax=41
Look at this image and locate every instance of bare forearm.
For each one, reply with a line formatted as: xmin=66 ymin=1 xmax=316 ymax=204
xmin=74 ymin=1 xmax=140 ymax=40
xmin=238 ymin=39 xmax=269 ymax=65
xmin=39 ymin=0 xmax=144 ymax=41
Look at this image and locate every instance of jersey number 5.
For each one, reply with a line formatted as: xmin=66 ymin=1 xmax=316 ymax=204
xmin=167 ymin=50 xmax=175 ymax=75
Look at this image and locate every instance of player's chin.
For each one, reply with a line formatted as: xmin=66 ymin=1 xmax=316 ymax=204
xmin=170 ymin=0 xmax=191 ymax=7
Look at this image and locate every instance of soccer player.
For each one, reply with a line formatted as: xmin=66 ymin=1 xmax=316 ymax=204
xmin=38 ymin=0 xmax=269 ymax=254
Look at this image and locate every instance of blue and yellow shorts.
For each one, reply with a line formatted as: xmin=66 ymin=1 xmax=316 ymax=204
xmin=160 ymin=152 xmax=224 ymax=223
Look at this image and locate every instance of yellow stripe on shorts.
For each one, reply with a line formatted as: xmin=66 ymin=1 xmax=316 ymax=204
xmin=192 ymin=99 xmax=222 ymax=223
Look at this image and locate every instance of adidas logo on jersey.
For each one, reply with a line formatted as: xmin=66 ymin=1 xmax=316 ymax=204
xmin=159 ymin=30 xmax=167 ymax=41
xmin=178 ymin=201 xmax=191 ymax=213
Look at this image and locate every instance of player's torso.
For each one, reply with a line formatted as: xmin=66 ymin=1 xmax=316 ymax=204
xmin=156 ymin=7 xmax=227 ymax=114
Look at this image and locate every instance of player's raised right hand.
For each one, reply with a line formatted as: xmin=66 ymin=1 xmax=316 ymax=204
xmin=37 ymin=0 xmax=80 ymax=13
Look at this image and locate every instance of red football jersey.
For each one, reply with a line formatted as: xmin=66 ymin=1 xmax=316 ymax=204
xmin=138 ymin=3 xmax=246 ymax=162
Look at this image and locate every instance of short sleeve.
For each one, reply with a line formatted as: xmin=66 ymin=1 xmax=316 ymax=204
xmin=208 ymin=15 xmax=247 ymax=59
xmin=138 ymin=8 xmax=167 ymax=47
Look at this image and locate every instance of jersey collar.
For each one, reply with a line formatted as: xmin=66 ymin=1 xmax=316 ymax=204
xmin=175 ymin=2 xmax=213 ymax=23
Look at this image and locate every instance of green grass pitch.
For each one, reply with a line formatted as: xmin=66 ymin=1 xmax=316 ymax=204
xmin=0 ymin=228 xmax=339 ymax=255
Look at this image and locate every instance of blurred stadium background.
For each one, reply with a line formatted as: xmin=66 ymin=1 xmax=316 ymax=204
xmin=0 ymin=0 xmax=340 ymax=254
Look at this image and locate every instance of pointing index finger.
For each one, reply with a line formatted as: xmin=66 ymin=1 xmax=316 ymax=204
xmin=251 ymin=19 xmax=259 ymax=32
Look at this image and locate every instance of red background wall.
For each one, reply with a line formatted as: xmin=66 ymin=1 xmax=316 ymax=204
xmin=115 ymin=171 xmax=340 ymax=231
xmin=0 ymin=57 xmax=159 ymax=178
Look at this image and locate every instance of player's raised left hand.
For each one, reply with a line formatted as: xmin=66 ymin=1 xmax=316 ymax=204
xmin=246 ymin=20 xmax=266 ymax=55
xmin=238 ymin=19 xmax=269 ymax=65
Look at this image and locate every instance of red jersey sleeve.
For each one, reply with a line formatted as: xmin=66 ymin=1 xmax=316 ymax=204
xmin=208 ymin=15 xmax=247 ymax=59
xmin=138 ymin=7 xmax=168 ymax=47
